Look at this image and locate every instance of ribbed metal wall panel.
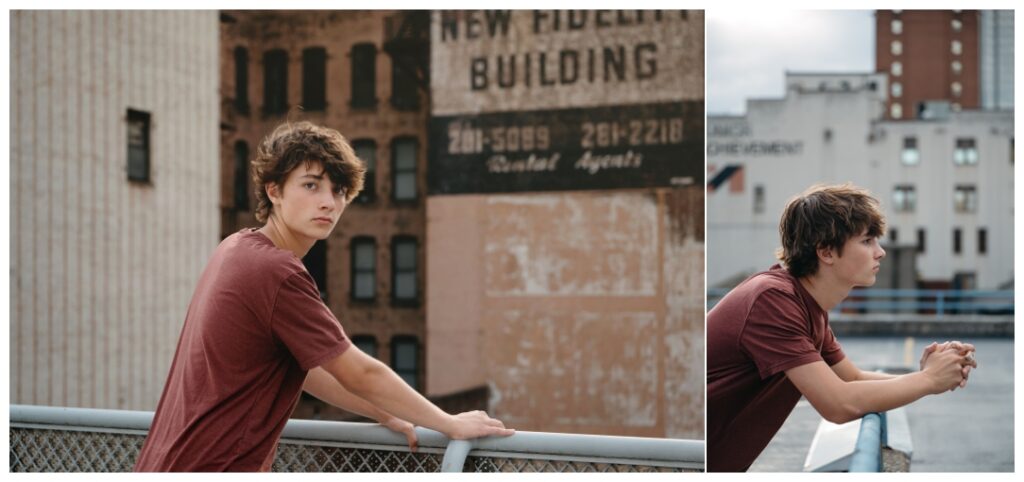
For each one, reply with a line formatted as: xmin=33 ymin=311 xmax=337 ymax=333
xmin=10 ymin=10 xmax=220 ymax=411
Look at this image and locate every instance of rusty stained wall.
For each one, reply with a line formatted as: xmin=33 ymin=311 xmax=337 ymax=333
xmin=426 ymin=187 xmax=703 ymax=438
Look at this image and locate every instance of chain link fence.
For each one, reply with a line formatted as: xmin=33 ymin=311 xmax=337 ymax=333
xmin=10 ymin=405 xmax=703 ymax=472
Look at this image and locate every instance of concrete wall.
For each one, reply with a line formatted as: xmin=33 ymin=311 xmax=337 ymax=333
xmin=10 ymin=10 xmax=220 ymax=410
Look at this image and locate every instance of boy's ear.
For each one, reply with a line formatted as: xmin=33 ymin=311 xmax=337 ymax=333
xmin=816 ymin=245 xmax=835 ymax=267
xmin=265 ymin=182 xmax=281 ymax=205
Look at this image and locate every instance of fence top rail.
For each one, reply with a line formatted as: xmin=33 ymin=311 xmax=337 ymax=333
xmin=10 ymin=404 xmax=704 ymax=465
xmin=708 ymin=288 xmax=1014 ymax=298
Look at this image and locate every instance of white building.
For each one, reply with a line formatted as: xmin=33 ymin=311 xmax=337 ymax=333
xmin=10 ymin=11 xmax=220 ymax=410
xmin=708 ymin=72 xmax=1013 ymax=291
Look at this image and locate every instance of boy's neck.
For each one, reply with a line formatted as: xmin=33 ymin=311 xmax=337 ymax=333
xmin=797 ymin=271 xmax=851 ymax=312
xmin=258 ymin=217 xmax=313 ymax=259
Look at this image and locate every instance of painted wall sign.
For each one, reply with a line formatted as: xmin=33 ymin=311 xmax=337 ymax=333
xmin=431 ymin=10 xmax=702 ymax=115
xmin=429 ymin=10 xmax=704 ymax=194
xmin=429 ymin=101 xmax=702 ymax=194
xmin=706 ymin=141 xmax=804 ymax=157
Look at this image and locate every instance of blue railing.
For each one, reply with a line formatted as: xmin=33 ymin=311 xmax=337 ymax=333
xmin=848 ymin=412 xmax=885 ymax=472
xmin=708 ymin=288 xmax=1014 ymax=316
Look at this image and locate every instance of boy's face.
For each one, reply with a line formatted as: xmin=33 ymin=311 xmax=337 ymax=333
xmin=268 ymin=161 xmax=348 ymax=243
xmin=833 ymin=229 xmax=886 ymax=287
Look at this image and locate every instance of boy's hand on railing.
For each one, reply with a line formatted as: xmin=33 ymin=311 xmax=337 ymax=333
xmin=381 ymin=416 xmax=419 ymax=452
xmin=446 ymin=410 xmax=515 ymax=440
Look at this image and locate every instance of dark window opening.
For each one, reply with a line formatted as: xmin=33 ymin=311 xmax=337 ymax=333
xmin=303 ymin=239 xmax=328 ymax=301
xmin=234 ymin=47 xmax=249 ymax=114
xmin=391 ymin=336 xmax=419 ymax=391
xmin=392 ymin=137 xmax=418 ymax=202
xmin=889 ymin=228 xmax=898 ymax=243
xmin=127 ymin=109 xmax=151 ymax=183
xmin=351 ymin=237 xmax=376 ymax=301
xmin=978 ymin=228 xmax=987 ymax=255
xmin=391 ymin=56 xmax=419 ymax=110
xmin=953 ymin=228 xmax=962 ymax=255
xmin=392 ymin=236 xmax=418 ymax=305
xmin=753 ymin=185 xmax=765 ymax=213
xmin=352 ymin=139 xmax=377 ymax=204
xmin=351 ymin=43 xmax=377 ymax=108
xmin=352 ymin=335 xmax=378 ymax=359
xmin=263 ymin=49 xmax=288 ymax=115
xmin=233 ymin=141 xmax=249 ymax=210
xmin=916 ymin=228 xmax=926 ymax=254
xmin=302 ymin=47 xmax=327 ymax=111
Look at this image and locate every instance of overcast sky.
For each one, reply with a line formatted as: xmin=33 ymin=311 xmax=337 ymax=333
xmin=707 ymin=10 xmax=876 ymax=115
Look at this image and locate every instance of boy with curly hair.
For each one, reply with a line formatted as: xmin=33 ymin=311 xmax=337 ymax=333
xmin=136 ymin=122 xmax=512 ymax=471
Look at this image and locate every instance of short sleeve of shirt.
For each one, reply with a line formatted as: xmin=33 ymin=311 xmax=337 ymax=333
xmin=821 ymin=326 xmax=846 ymax=366
xmin=271 ymin=272 xmax=351 ymax=370
xmin=740 ymin=288 xmax=824 ymax=379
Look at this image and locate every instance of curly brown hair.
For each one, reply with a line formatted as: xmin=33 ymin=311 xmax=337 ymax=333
xmin=776 ymin=183 xmax=886 ymax=278
xmin=251 ymin=121 xmax=365 ymax=223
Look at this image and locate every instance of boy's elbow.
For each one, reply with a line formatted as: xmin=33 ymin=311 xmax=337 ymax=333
xmin=815 ymin=397 xmax=862 ymax=425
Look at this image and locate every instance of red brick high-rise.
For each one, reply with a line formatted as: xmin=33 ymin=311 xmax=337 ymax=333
xmin=876 ymin=10 xmax=979 ymax=120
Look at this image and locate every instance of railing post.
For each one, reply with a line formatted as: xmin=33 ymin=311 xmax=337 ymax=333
xmin=849 ymin=412 xmax=883 ymax=472
xmin=441 ymin=439 xmax=473 ymax=472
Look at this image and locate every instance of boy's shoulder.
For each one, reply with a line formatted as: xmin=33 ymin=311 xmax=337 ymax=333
xmin=218 ymin=229 xmax=308 ymax=282
xmin=734 ymin=265 xmax=800 ymax=299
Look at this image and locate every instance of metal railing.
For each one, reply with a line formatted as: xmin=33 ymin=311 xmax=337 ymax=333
xmin=708 ymin=288 xmax=1013 ymax=315
xmin=10 ymin=405 xmax=704 ymax=472
xmin=848 ymin=413 xmax=884 ymax=472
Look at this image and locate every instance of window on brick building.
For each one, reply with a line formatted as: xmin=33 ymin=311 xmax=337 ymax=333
xmin=891 ymin=19 xmax=903 ymax=34
xmin=352 ymin=335 xmax=378 ymax=359
xmin=127 ymin=109 xmax=151 ymax=183
xmin=263 ymin=49 xmax=288 ymax=115
xmin=234 ymin=141 xmax=249 ymax=210
xmin=891 ymin=103 xmax=903 ymax=119
xmin=351 ymin=237 xmax=376 ymax=301
xmin=304 ymin=239 xmax=328 ymax=301
xmin=350 ymin=43 xmax=377 ymax=108
xmin=302 ymin=47 xmax=327 ymax=111
xmin=234 ymin=47 xmax=249 ymax=114
xmin=892 ymin=82 xmax=903 ymax=98
xmin=352 ymin=139 xmax=377 ymax=204
xmin=392 ymin=137 xmax=418 ymax=201
xmin=391 ymin=56 xmax=419 ymax=111
xmin=951 ymin=40 xmax=962 ymax=55
xmin=391 ymin=336 xmax=419 ymax=390
xmin=891 ymin=61 xmax=902 ymax=77
xmin=891 ymin=40 xmax=902 ymax=55
xmin=392 ymin=236 xmax=418 ymax=305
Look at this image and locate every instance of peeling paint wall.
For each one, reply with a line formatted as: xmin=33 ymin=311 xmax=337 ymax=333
xmin=427 ymin=187 xmax=704 ymax=438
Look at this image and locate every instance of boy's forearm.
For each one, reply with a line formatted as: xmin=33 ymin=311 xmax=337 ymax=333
xmin=303 ymin=367 xmax=392 ymax=423
xmin=839 ymin=372 xmax=934 ymax=420
xmin=343 ymin=359 xmax=456 ymax=435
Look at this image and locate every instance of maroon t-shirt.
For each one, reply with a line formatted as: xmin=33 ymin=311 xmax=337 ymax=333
xmin=135 ymin=229 xmax=351 ymax=471
xmin=706 ymin=265 xmax=845 ymax=472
